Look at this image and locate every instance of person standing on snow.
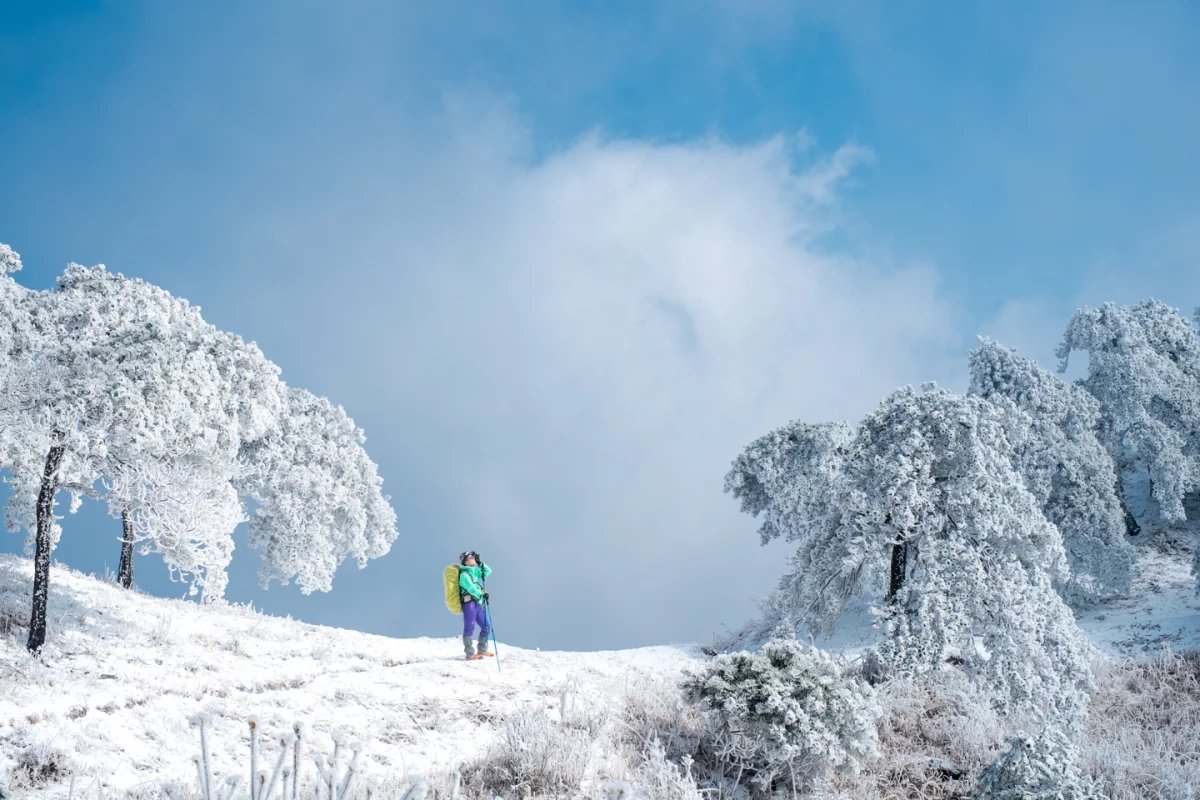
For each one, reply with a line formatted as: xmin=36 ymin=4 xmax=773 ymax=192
xmin=459 ymin=550 xmax=493 ymax=660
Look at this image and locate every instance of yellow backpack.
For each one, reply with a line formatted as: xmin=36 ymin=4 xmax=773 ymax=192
xmin=443 ymin=564 xmax=463 ymax=615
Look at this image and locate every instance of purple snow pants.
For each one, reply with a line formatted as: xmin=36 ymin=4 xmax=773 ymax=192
xmin=463 ymin=600 xmax=491 ymax=638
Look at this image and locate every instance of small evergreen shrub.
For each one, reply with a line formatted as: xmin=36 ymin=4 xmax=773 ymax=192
xmin=976 ymin=728 xmax=1091 ymax=800
xmin=682 ymin=636 xmax=880 ymax=795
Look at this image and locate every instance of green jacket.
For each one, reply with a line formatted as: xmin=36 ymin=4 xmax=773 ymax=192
xmin=458 ymin=562 xmax=492 ymax=601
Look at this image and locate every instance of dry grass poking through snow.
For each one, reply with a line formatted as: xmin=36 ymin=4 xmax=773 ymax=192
xmin=1085 ymin=651 xmax=1200 ymax=799
xmin=821 ymin=653 xmax=1200 ymax=800
xmin=612 ymin=655 xmax=1200 ymax=800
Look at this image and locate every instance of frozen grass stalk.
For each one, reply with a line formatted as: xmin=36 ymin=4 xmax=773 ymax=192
xmin=261 ymin=732 xmax=294 ymax=800
xmin=249 ymin=719 xmax=258 ymax=800
xmin=292 ymin=723 xmax=303 ymax=800
xmin=314 ymin=734 xmax=341 ymax=800
xmin=188 ymin=715 xmax=214 ymax=800
xmin=337 ymin=743 xmax=361 ymax=800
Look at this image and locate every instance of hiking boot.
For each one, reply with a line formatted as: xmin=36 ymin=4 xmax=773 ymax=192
xmin=465 ymin=653 xmax=484 ymax=661
xmin=477 ymin=634 xmax=490 ymax=656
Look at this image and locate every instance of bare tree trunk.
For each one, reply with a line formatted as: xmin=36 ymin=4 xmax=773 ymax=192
xmin=1115 ymin=475 xmax=1141 ymax=537
xmin=118 ymin=508 xmax=135 ymax=589
xmin=27 ymin=442 xmax=66 ymax=653
xmin=886 ymin=536 xmax=908 ymax=604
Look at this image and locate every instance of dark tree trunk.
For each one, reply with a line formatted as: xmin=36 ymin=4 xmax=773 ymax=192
xmin=118 ymin=508 xmax=134 ymax=589
xmin=27 ymin=442 xmax=66 ymax=653
xmin=1115 ymin=475 xmax=1141 ymax=537
xmin=1119 ymin=494 xmax=1141 ymax=537
xmin=887 ymin=537 xmax=908 ymax=604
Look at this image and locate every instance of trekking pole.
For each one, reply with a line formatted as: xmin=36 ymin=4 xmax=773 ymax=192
xmin=483 ymin=599 xmax=501 ymax=673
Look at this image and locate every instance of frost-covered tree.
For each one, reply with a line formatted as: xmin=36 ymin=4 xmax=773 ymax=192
xmin=1 ymin=260 xmax=287 ymax=648
xmin=848 ymin=389 xmax=1090 ymax=722
xmin=968 ymin=338 xmax=1134 ymax=603
xmin=1 ymin=246 xmax=398 ymax=647
xmin=1057 ymin=300 xmax=1200 ymax=523
xmin=0 ymin=244 xmax=33 ymax=460
xmin=31 ymin=266 xmax=284 ymax=599
xmin=728 ymin=388 xmax=1092 ymax=722
xmin=1 ymin=263 xmax=156 ymax=650
xmin=237 ymin=387 xmax=398 ymax=594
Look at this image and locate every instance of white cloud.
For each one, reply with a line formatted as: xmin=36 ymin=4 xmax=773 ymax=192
xmin=237 ymin=106 xmax=964 ymax=648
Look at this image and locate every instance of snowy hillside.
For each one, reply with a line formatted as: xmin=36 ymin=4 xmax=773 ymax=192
xmin=0 ymin=555 xmax=698 ymax=799
xmin=2 ymin=538 xmax=1198 ymax=799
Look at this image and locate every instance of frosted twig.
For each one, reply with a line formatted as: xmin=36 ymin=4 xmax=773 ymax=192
xmin=215 ymin=775 xmax=240 ymax=800
xmin=261 ymin=731 xmax=294 ymax=800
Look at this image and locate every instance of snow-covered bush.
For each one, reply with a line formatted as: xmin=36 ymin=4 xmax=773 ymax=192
xmin=594 ymin=779 xmax=638 ymax=799
xmin=9 ymin=733 xmax=75 ymax=792
xmin=968 ymin=337 xmax=1134 ymax=604
xmin=975 ymin=728 xmax=1091 ymax=800
xmin=682 ymin=636 xmax=880 ymax=795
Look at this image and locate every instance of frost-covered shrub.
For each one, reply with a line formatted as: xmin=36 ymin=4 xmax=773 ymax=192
xmin=682 ymin=636 xmax=880 ymax=795
xmin=975 ymin=728 xmax=1091 ymax=800
xmin=459 ymin=707 xmax=591 ymax=798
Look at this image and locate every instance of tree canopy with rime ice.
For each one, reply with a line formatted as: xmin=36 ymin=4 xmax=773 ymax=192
xmin=968 ymin=336 xmax=1134 ymax=604
xmin=0 ymin=241 xmax=399 ymax=649
xmin=728 ymin=387 xmax=1092 ymax=722
xmin=1057 ymin=300 xmax=1200 ymax=523
xmin=237 ymin=387 xmax=398 ymax=594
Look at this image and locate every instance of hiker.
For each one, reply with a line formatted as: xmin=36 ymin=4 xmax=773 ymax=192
xmin=458 ymin=550 xmax=493 ymax=660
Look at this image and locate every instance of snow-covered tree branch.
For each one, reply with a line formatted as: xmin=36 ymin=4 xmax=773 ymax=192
xmin=238 ymin=388 xmax=398 ymax=594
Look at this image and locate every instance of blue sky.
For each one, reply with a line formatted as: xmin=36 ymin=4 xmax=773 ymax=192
xmin=1 ymin=1 xmax=1198 ymax=649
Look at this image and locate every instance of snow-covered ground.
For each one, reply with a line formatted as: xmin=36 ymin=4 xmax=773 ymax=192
xmin=2 ymin=535 xmax=1197 ymax=799
xmin=1078 ymin=546 xmax=1200 ymax=659
xmin=0 ymin=555 xmax=698 ymax=798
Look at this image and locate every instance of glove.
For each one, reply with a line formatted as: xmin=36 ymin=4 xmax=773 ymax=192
xmin=482 ymin=592 xmax=490 ymax=602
